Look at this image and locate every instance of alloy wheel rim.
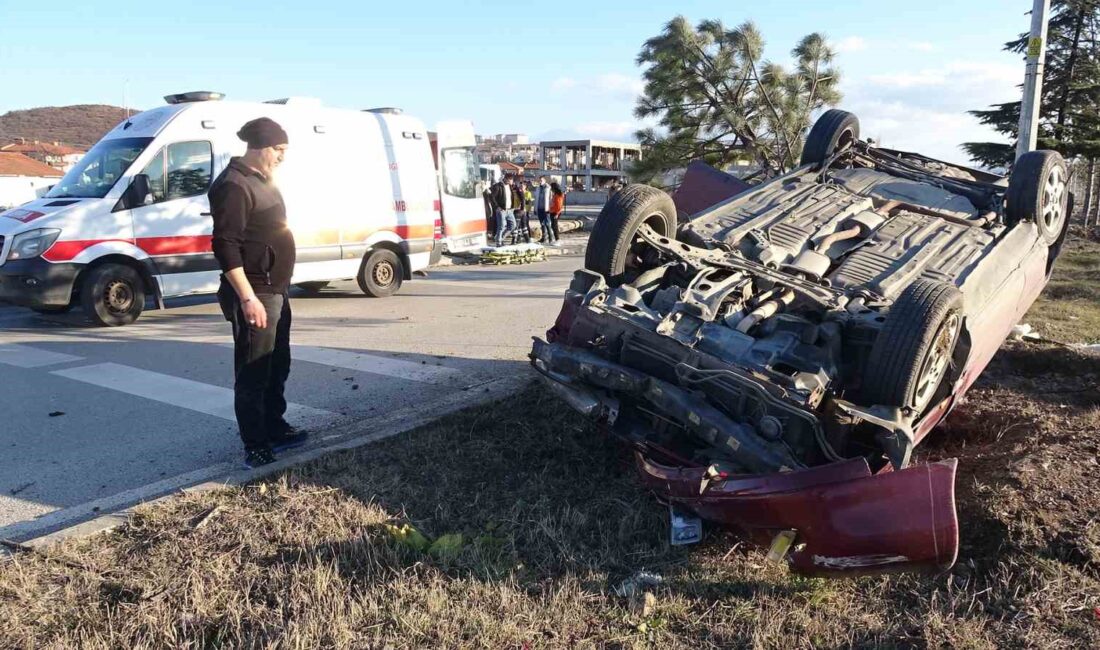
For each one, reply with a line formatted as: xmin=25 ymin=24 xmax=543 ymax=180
xmin=912 ymin=312 xmax=960 ymax=412
xmin=1041 ymin=165 xmax=1066 ymax=232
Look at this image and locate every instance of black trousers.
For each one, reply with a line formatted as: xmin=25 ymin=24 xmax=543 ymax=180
xmin=218 ymin=284 xmax=292 ymax=451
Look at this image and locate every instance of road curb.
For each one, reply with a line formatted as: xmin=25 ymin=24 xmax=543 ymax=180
xmin=2 ymin=371 xmax=535 ymax=556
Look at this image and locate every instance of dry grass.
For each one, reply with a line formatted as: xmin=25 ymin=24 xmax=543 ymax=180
xmin=1 ymin=241 xmax=1098 ymax=649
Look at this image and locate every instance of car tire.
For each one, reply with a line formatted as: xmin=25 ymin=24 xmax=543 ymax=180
xmin=800 ymin=109 xmax=859 ymax=167
xmin=585 ymin=184 xmax=677 ymax=286
xmin=357 ymin=248 xmax=403 ymax=297
xmin=80 ymin=263 xmax=145 ymax=327
xmin=296 ymin=281 xmax=330 ymax=294
xmin=861 ymin=279 xmax=963 ymax=415
xmin=1005 ymin=150 xmax=1068 ymax=245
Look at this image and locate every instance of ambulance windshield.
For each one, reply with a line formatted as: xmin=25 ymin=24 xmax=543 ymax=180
xmin=441 ymin=147 xmax=479 ymax=199
xmin=46 ymin=137 xmax=153 ymax=199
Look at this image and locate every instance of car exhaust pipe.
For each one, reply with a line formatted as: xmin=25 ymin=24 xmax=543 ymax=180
xmin=735 ymin=288 xmax=795 ymax=333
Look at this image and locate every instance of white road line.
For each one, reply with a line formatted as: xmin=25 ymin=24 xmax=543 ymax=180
xmin=291 ymin=345 xmax=461 ymax=383
xmin=0 ymin=343 xmax=84 ymax=368
xmin=50 ymin=362 xmax=337 ymax=425
xmin=215 ymin=344 xmax=462 ymax=383
xmin=4 ymin=373 xmax=530 ymax=545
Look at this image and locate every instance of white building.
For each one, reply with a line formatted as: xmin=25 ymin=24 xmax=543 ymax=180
xmin=538 ymin=139 xmax=641 ymax=191
xmin=0 ymin=152 xmax=63 ymax=209
xmin=495 ymin=133 xmax=528 ymax=145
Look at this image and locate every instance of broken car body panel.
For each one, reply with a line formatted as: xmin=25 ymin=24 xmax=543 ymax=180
xmin=636 ymin=453 xmax=958 ymax=577
xmin=532 ymin=110 xmax=1067 ymax=577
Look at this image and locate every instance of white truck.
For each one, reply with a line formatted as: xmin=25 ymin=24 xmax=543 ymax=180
xmin=0 ymin=91 xmax=487 ymax=325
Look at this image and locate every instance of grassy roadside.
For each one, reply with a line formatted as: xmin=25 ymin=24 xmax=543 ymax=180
xmin=1 ymin=241 xmax=1098 ymax=649
xmin=1025 ymin=231 xmax=1100 ymax=344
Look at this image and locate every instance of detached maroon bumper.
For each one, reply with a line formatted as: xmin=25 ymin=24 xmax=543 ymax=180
xmin=637 ymin=453 xmax=959 ymax=577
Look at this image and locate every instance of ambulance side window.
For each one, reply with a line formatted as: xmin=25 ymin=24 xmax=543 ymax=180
xmin=141 ymin=149 xmax=167 ymax=203
xmin=441 ymin=147 xmax=478 ymax=199
xmin=166 ymin=141 xmax=213 ymax=201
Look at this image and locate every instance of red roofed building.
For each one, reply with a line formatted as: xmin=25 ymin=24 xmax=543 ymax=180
xmin=0 ymin=152 xmax=64 ymax=209
xmin=498 ymin=161 xmax=524 ymax=176
xmin=0 ymin=140 xmax=85 ymax=172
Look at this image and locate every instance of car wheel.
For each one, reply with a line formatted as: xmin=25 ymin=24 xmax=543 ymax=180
xmin=295 ymin=281 xmax=330 ymax=294
xmin=357 ymin=248 xmax=403 ymax=297
xmin=800 ymin=109 xmax=859 ymax=167
xmin=585 ymin=184 xmax=677 ymax=286
xmin=1005 ymin=150 xmax=1069 ymax=245
xmin=80 ymin=263 xmax=145 ymax=327
xmin=861 ymin=279 xmax=963 ymax=415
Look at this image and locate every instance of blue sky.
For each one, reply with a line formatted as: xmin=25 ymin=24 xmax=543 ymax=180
xmin=1 ymin=1 xmax=1034 ymax=162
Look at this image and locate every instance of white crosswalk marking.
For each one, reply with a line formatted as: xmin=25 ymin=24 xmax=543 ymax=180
xmin=0 ymin=343 xmax=83 ymax=368
xmin=51 ymin=362 xmax=337 ymax=425
xmin=219 ymin=344 xmax=462 ymax=384
xmin=291 ymin=345 xmax=460 ymax=383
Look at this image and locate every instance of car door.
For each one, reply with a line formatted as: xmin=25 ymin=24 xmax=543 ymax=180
xmin=129 ymin=140 xmax=219 ymax=297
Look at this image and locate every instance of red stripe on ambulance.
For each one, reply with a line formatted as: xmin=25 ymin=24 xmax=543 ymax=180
xmin=42 ymin=235 xmax=214 ymax=262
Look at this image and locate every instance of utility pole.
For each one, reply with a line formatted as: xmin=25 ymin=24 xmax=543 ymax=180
xmin=1017 ymin=0 xmax=1051 ymax=160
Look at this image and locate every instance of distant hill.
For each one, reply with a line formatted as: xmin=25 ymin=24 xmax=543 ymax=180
xmin=0 ymin=105 xmax=135 ymax=150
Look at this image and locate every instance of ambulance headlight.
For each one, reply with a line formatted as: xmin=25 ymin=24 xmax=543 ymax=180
xmin=8 ymin=229 xmax=62 ymax=261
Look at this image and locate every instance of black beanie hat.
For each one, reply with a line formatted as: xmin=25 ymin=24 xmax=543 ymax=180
xmin=237 ymin=117 xmax=288 ymax=149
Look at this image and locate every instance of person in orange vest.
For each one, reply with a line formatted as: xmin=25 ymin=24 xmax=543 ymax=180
xmin=548 ymin=181 xmax=565 ymax=245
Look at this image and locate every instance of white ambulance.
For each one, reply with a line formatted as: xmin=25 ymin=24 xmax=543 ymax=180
xmin=0 ymin=91 xmax=487 ymax=326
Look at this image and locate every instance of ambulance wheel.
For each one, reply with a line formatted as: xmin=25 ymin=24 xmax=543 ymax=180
xmin=357 ymin=249 xmax=403 ymax=298
xmin=80 ymin=263 xmax=145 ymax=327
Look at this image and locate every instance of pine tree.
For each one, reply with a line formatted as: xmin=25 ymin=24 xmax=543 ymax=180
xmin=631 ymin=17 xmax=840 ymax=182
xmin=963 ymin=1 xmax=1100 ymax=168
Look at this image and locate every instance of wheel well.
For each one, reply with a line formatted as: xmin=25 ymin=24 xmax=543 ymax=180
xmin=369 ymin=241 xmax=411 ymax=280
xmin=74 ymin=255 xmax=160 ymax=300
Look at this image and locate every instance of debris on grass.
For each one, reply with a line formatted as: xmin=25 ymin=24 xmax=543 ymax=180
xmin=386 ymin=522 xmax=430 ymax=553
xmin=1010 ymin=323 xmax=1040 ymax=341
xmin=613 ymin=571 xmax=664 ymax=598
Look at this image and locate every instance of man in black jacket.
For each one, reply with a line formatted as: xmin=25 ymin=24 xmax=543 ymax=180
xmin=210 ymin=117 xmax=306 ymax=468
xmin=490 ymin=175 xmax=518 ymax=246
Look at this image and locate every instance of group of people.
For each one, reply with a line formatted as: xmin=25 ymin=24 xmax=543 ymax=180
xmin=484 ymin=175 xmax=565 ymax=247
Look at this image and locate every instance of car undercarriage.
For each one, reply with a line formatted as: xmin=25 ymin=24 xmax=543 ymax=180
xmin=531 ymin=109 xmax=1070 ymax=576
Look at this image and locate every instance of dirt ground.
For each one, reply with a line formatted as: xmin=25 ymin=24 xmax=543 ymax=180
xmin=1 ymin=239 xmax=1098 ymax=649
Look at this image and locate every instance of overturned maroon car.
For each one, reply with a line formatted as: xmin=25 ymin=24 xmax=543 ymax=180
xmin=531 ymin=110 xmax=1070 ymax=577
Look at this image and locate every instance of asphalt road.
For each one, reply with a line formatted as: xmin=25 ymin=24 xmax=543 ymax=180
xmin=0 ymin=254 xmax=580 ymax=540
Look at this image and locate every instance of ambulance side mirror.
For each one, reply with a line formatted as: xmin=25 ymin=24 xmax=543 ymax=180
xmin=130 ymin=174 xmax=154 ymax=206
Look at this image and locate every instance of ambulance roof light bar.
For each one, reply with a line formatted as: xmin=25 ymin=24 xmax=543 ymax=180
xmin=164 ymin=91 xmax=225 ymax=105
